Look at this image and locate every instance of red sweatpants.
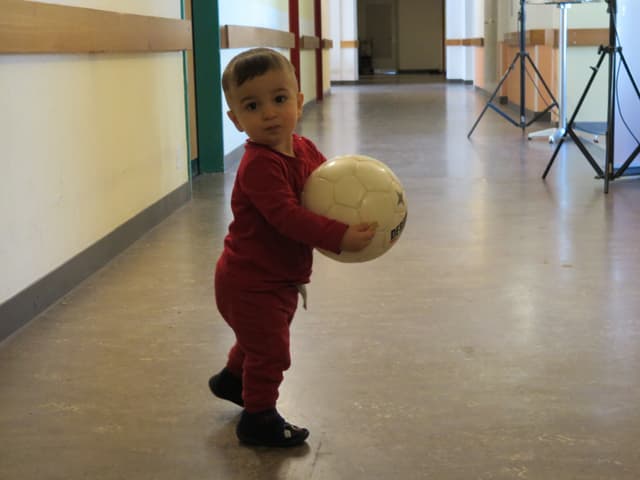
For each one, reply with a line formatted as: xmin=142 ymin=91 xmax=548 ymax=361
xmin=215 ymin=263 xmax=299 ymax=413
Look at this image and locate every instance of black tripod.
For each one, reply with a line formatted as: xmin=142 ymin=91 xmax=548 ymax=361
xmin=468 ymin=0 xmax=558 ymax=138
xmin=542 ymin=0 xmax=640 ymax=193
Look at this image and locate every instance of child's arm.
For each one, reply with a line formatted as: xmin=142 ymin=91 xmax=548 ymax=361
xmin=239 ymin=155 xmax=359 ymax=253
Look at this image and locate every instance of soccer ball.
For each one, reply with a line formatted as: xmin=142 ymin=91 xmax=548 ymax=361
xmin=302 ymin=154 xmax=408 ymax=263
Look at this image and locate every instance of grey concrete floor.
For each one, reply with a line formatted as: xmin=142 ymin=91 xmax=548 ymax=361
xmin=2 ymin=76 xmax=640 ymax=479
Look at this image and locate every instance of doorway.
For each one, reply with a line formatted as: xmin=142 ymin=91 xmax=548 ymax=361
xmin=358 ymin=0 xmax=398 ymax=74
xmin=357 ymin=0 xmax=445 ymax=76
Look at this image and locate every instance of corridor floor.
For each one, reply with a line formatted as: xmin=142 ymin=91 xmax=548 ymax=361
xmin=2 ymin=77 xmax=640 ymax=479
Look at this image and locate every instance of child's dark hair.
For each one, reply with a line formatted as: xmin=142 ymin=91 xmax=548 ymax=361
xmin=222 ymin=48 xmax=297 ymax=94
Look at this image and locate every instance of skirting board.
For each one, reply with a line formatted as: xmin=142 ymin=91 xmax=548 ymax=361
xmin=0 ymin=182 xmax=192 ymax=343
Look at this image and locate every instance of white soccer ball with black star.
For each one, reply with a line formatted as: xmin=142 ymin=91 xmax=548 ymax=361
xmin=302 ymin=154 xmax=408 ymax=263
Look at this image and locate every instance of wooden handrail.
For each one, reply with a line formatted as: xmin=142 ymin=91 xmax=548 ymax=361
xmin=0 ymin=0 xmax=191 ymax=54
xmin=219 ymin=25 xmax=294 ymax=49
xmin=300 ymin=35 xmax=320 ymax=50
xmin=447 ymin=29 xmax=608 ymax=50
xmin=445 ymin=38 xmax=484 ymax=47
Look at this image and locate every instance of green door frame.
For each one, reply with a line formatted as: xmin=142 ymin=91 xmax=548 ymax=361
xmin=192 ymin=0 xmax=224 ymax=173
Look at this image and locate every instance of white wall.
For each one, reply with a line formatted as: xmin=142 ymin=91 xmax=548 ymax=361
xmin=532 ymin=2 xmax=608 ymax=121
xmin=446 ymin=0 xmax=468 ymax=81
xmin=444 ymin=0 xmax=483 ymax=81
xmin=300 ymin=0 xmax=318 ymax=104
xmin=329 ymin=0 xmax=358 ymax=81
xmin=322 ymin=0 xmax=332 ymax=93
xmin=465 ymin=0 xmax=482 ymax=80
xmin=0 ymin=0 xmax=188 ymax=305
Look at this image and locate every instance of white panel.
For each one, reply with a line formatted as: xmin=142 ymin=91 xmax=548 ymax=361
xmin=301 ymin=50 xmax=317 ymax=103
xmin=300 ymin=0 xmax=316 ymax=35
xmin=447 ymin=46 xmax=466 ymax=80
xmin=465 ymin=0 xmax=478 ymax=81
xmin=329 ymin=0 xmax=342 ymax=79
xmin=526 ymin=1 xmax=559 ymax=30
xmin=446 ymin=0 xmax=467 ymax=80
xmin=568 ymin=1 xmax=608 ymax=28
xmin=341 ymin=0 xmax=359 ymax=80
xmin=0 ymin=0 xmax=187 ymax=304
xmin=328 ymin=0 xmax=358 ymax=81
xmin=446 ymin=0 xmax=466 ymax=38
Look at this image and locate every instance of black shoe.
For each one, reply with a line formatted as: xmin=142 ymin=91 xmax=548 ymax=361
xmin=236 ymin=409 xmax=309 ymax=448
xmin=209 ymin=368 xmax=243 ymax=407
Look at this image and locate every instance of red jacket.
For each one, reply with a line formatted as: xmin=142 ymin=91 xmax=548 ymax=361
xmin=217 ymin=135 xmax=348 ymax=288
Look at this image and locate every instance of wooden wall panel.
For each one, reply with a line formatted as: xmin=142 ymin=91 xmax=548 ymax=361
xmin=504 ymin=28 xmax=608 ymax=49
xmin=445 ymin=38 xmax=483 ymax=47
xmin=499 ymin=43 xmax=557 ymax=115
xmin=493 ymin=28 xmax=607 ymax=114
xmin=321 ymin=39 xmax=333 ymax=49
xmin=300 ymin=35 xmax=320 ymax=50
xmin=340 ymin=40 xmax=359 ymax=48
xmin=0 ymin=0 xmax=192 ymax=54
xmin=504 ymin=29 xmax=555 ymax=48
xmin=219 ymin=25 xmax=294 ymax=49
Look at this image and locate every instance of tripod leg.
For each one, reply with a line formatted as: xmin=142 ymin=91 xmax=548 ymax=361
xmin=541 ymin=51 xmax=607 ymax=179
xmin=524 ymin=54 xmax=559 ymax=127
xmin=603 ymin=50 xmax=618 ymax=193
xmin=619 ymin=52 xmax=640 ymax=98
xmin=525 ymin=54 xmax=558 ymax=106
xmin=615 ymin=144 xmax=640 ymax=178
xmin=570 ymin=52 xmax=607 ymax=125
xmin=567 ymin=128 xmax=605 ymax=177
xmin=542 ymin=136 xmax=567 ymax=179
xmin=468 ymin=54 xmax=520 ymax=138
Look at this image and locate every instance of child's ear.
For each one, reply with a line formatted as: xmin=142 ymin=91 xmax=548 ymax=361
xmin=227 ymin=110 xmax=244 ymax=132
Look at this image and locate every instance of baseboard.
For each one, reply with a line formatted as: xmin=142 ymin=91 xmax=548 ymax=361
xmin=190 ymin=157 xmax=200 ymax=177
xmin=0 ymin=182 xmax=192 ymax=343
xmin=331 ymin=80 xmax=360 ymax=86
xmin=397 ymin=69 xmax=444 ymax=75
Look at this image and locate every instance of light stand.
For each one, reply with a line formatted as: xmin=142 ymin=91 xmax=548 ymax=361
xmin=542 ymin=0 xmax=640 ymax=193
xmin=528 ymin=1 xmax=571 ymax=143
xmin=468 ymin=0 xmax=558 ymax=138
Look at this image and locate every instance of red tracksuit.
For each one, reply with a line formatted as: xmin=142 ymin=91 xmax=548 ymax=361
xmin=215 ymin=135 xmax=348 ymax=413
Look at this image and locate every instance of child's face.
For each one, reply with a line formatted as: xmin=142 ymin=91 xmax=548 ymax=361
xmin=226 ymin=68 xmax=303 ymax=156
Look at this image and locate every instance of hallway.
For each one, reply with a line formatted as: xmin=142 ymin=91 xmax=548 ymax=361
xmin=2 ymin=78 xmax=640 ymax=479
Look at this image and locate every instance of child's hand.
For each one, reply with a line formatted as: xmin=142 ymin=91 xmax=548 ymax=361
xmin=340 ymin=222 xmax=378 ymax=252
